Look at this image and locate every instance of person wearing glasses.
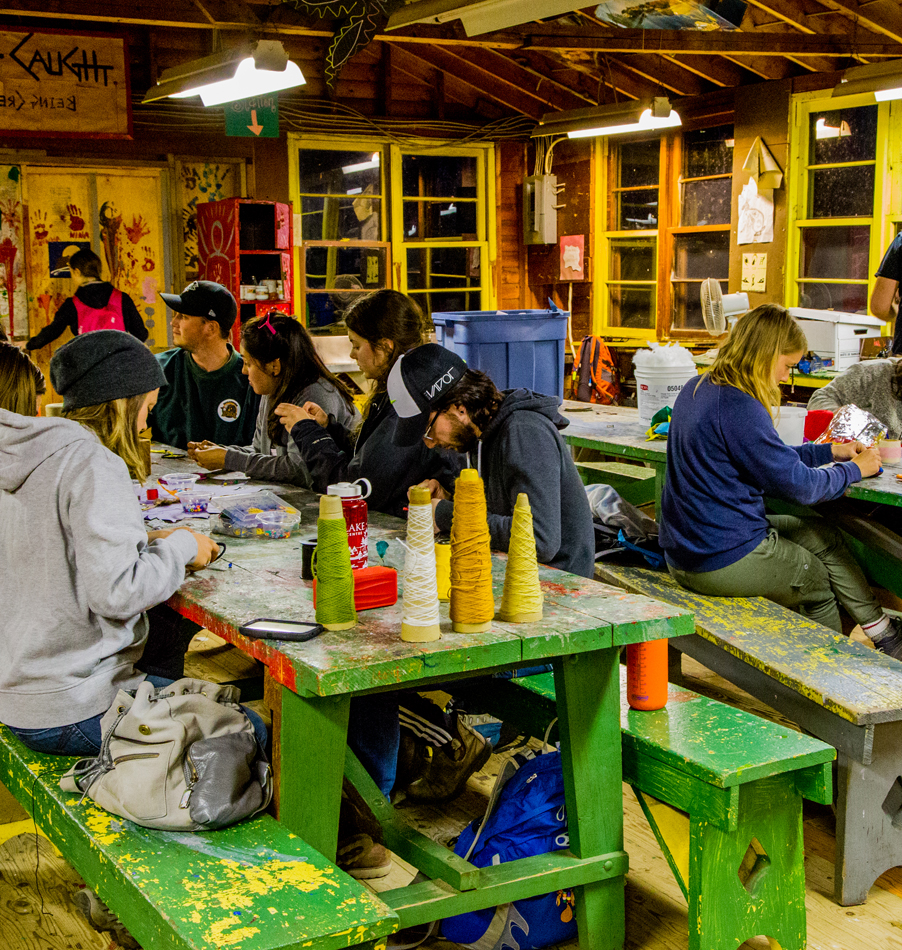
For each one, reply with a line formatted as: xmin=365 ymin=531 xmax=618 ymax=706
xmin=275 ymin=290 xmax=460 ymax=519
xmin=386 ymin=342 xmax=595 ymax=579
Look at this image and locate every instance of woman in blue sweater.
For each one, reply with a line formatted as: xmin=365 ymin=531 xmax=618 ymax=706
xmin=660 ymin=304 xmax=902 ymax=654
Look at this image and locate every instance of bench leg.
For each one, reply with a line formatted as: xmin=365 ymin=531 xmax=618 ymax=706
xmin=689 ymin=777 xmax=806 ymax=950
xmin=835 ymin=721 xmax=902 ymax=906
xmin=554 ymin=649 xmax=626 ymax=950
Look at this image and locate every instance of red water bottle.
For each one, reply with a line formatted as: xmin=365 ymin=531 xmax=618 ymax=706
xmin=626 ymin=640 xmax=668 ymax=711
xmin=327 ymin=482 xmax=368 ymax=570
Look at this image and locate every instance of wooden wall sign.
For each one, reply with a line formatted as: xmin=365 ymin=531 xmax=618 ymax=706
xmin=0 ymin=28 xmax=131 ymax=139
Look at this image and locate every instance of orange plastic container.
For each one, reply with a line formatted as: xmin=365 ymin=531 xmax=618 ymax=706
xmin=626 ymin=639 xmax=668 ymax=711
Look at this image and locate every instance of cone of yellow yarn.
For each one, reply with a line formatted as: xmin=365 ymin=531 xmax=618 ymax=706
xmin=401 ymin=486 xmax=442 ymax=642
xmin=314 ymin=493 xmax=357 ymax=631
xmin=497 ymin=493 xmax=543 ymax=623
xmin=449 ymin=468 xmax=494 ymax=633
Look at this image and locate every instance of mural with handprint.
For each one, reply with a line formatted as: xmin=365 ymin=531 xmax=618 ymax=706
xmin=0 ymin=169 xmax=25 ymax=339
xmin=177 ymin=161 xmax=243 ymax=284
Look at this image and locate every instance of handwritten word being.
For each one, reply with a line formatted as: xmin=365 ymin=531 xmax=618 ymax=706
xmin=0 ymin=90 xmax=77 ymax=112
xmin=7 ymin=33 xmax=117 ymax=86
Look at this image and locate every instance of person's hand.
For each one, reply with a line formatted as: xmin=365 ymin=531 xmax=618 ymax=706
xmin=831 ymin=440 xmax=868 ymax=462
xmin=275 ymin=402 xmax=314 ymax=433
xmin=851 ymin=445 xmax=882 ymax=478
xmin=409 ymin=478 xmax=450 ymax=502
xmin=185 ymin=531 xmax=221 ymax=572
xmin=189 ymin=445 xmax=227 ymax=470
xmin=302 ymin=401 xmax=329 ymax=428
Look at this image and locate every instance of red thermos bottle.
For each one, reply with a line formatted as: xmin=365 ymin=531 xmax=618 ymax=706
xmin=327 ymin=482 xmax=368 ymax=571
xmin=626 ymin=640 xmax=668 ymax=711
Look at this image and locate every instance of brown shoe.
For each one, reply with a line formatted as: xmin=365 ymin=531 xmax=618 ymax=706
xmin=337 ymin=834 xmax=392 ymax=880
xmin=405 ymin=718 xmax=491 ymax=803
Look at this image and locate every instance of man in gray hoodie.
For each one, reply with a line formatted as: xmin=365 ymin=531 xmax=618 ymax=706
xmin=388 ymin=343 xmax=595 ymax=579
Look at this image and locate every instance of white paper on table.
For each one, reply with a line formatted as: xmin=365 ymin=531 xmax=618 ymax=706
xmin=737 ymin=178 xmax=774 ymax=245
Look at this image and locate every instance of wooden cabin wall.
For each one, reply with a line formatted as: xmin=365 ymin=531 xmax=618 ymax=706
xmin=729 ymin=79 xmax=792 ymax=304
xmin=495 ymin=140 xmax=531 ymax=312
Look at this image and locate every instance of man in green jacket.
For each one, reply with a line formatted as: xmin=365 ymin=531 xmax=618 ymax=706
xmin=149 ymin=281 xmax=259 ymax=449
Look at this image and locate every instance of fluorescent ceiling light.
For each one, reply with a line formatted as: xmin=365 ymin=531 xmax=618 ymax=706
xmin=342 ymin=153 xmax=380 ymax=174
xmin=142 ymin=40 xmax=305 ymax=106
xmin=533 ymin=98 xmax=681 ymax=139
xmin=385 ymin=0 xmax=586 ymax=35
xmin=832 ymin=60 xmax=902 ymax=101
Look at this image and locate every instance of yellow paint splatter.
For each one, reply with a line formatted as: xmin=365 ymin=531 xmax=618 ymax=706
xmin=84 ymin=808 xmax=128 ymax=845
xmin=205 ymin=919 xmax=261 ymax=946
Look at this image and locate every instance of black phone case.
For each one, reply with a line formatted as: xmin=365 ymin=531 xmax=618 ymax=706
xmin=238 ymin=618 xmax=324 ymax=642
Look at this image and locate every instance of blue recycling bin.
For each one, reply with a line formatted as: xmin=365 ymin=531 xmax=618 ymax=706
xmin=431 ymin=309 xmax=568 ymax=399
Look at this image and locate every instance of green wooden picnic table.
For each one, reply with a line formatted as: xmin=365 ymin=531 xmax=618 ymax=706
xmin=149 ymin=449 xmax=695 ymax=949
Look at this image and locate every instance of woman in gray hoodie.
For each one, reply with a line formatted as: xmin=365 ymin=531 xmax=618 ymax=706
xmin=0 ymin=331 xmax=224 ymax=757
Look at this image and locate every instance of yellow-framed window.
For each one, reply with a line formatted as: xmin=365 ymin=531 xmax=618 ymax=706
xmin=388 ymin=142 xmax=495 ymax=319
xmin=786 ymin=92 xmax=892 ymax=316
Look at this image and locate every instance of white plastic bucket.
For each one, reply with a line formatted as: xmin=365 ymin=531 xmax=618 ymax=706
xmin=634 ymin=364 xmax=698 ymax=425
xmin=772 ymin=406 xmax=806 ymax=445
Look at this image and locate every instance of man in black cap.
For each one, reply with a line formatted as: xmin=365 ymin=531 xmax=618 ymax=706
xmin=388 ymin=343 xmax=595 ymax=578
xmin=149 ymin=280 xmax=259 ymax=449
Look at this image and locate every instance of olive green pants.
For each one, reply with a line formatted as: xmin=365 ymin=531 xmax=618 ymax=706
xmin=668 ymin=515 xmax=883 ymax=634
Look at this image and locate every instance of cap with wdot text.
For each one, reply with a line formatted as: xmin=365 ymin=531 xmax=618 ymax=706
xmin=159 ymin=280 xmax=237 ymax=335
xmin=388 ymin=343 xmax=467 ymax=446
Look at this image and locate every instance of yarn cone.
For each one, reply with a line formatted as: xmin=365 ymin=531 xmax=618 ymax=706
xmin=401 ymin=486 xmax=442 ymax=642
xmin=497 ymin=493 xmax=543 ymax=623
xmin=449 ymin=468 xmax=494 ymax=634
xmin=314 ymin=493 xmax=357 ymax=631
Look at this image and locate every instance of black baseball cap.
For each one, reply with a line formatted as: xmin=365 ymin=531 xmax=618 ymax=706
xmin=160 ymin=280 xmax=237 ymax=335
xmin=388 ymin=343 xmax=467 ymax=446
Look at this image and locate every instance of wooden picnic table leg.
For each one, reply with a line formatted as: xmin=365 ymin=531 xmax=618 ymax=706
xmin=277 ymin=685 xmax=350 ymax=861
xmin=554 ymin=647 xmax=626 ymax=950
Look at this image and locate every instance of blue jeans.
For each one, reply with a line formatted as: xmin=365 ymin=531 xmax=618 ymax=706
xmin=348 ymin=694 xmax=399 ymax=798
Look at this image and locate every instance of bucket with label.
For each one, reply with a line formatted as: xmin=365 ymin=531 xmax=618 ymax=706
xmin=632 ymin=343 xmax=698 ymax=425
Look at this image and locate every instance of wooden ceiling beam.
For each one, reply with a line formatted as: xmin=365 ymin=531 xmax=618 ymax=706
xmin=809 ymin=0 xmax=902 ymax=45
xmin=608 ymin=53 xmax=712 ymax=97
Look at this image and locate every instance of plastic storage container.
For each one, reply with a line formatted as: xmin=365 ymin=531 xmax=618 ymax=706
xmin=213 ymin=491 xmax=299 ymax=538
xmin=257 ymin=510 xmax=301 ymax=539
xmin=772 ymin=405 xmax=807 ymax=445
xmin=431 ymin=309 xmax=568 ymax=398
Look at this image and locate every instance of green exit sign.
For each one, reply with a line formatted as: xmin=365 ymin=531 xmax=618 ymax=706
xmin=224 ymin=96 xmax=279 ymax=138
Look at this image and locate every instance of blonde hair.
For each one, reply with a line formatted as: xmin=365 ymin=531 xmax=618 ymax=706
xmin=0 ymin=343 xmax=45 ymax=416
xmin=705 ymin=304 xmax=806 ymax=418
xmin=63 ymin=393 xmax=148 ymax=481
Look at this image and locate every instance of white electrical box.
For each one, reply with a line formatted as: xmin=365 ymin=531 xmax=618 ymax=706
xmin=788 ymin=308 xmax=887 ymax=371
xmin=523 ymin=174 xmax=559 ymax=245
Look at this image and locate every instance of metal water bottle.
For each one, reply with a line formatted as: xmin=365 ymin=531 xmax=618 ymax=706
xmin=327 ymin=482 xmax=368 ymax=570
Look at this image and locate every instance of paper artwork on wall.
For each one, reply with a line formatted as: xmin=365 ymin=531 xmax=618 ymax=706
xmin=737 ymin=178 xmax=773 ymax=245
xmin=741 ymin=253 xmax=767 ymax=293
xmin=560 ymin=234 xmax=585 ymax=281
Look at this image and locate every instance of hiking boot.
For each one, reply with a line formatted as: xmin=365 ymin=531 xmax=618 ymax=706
xmin=405 ymin=717 xmax=492 ymax=803
xmin=74 ymin=887 xmax=141 ymax=949
xmin=873 ymin=616 xmax=902 ymax=660
xmin=337 ymin=834 xmax=392 ymax=880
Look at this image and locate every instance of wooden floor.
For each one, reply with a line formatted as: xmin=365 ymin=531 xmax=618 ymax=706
xmin=4 ymin=633 xmax=902 ymax=950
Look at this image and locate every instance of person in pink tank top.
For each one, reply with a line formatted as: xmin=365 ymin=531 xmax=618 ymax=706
xmin=24 ymin=249 xmax=148 ymax=352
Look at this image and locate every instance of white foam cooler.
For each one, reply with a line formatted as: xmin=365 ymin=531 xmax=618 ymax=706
xmin=788 ymin=308 xmax=887 ymax=371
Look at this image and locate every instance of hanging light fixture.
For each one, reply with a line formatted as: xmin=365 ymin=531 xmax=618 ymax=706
xmin=142 ymin=40 xmax=305 ymax=107
xmin=832 ymin=60 xmax=902 ymax=102
xmin=533 ymin=98 xmax=682 ymax=139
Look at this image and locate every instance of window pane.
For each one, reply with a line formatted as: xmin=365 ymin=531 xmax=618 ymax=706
xmin=617 ymin=189 xmax=658 ymax=229
xmin=306 ymin=292 xmax=376 ymax=329
xmin=674 ymin=232 xmax=730 ymax=280
xmin=810 ymin=166 xmax=875 ymax=218
xmin=409 ymin=290 xmax=482 ymax=319
xmin=797 ymin=282 xmax=868 ymax=313
xmin=618 ymin=141 xmax=659 ymax=188
xmin=608 ymin=286 xmax=655 ymax=330
xmin=403 ymin=200 xmax=477 ymax=241
xmin=610 ymin=238 xmax=656 ymax=280
xmin=298 ymin=149 xmax=381 ymax=196
xmin=799 ymin=226 xmax=870 ymax=281
xmin=304 ymin=246 xmax=387 ymax=291
xmin=407 ymin=247 xmax=480 ymax=290
xmin=809 ymin=106 xmax=877 ymax=166
xmin=683 ymin=125 xmax=733 ymax=178
xmin=672 ymin=281 xmax=719 ymax=331
xmin=681 ymin=178 xmax=731 ymax=227
xmin=297 ymin=195 xmax=381 ymax=241
xmin=402 ymin=155 xmax=477 ymax=199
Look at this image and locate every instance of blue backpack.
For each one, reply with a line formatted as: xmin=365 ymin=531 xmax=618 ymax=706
xmin=441 ymin=749 xmax=577 ymax=950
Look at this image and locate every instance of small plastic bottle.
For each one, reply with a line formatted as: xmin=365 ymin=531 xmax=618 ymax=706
xmin=626 ymin=639 xmax=668 ymax=711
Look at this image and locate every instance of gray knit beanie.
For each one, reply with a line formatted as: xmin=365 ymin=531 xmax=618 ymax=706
xmin=50 ymin=330 xmax=166 ymax=410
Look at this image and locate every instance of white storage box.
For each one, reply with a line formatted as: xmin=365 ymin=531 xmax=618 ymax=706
xmin=788 ymin=308 xmax=886 ymax=371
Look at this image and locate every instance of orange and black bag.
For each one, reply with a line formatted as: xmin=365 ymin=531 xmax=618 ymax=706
xmin=573 ymin=336 xmax=619 ymax=404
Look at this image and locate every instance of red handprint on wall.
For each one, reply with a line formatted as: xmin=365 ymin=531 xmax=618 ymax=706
xmin=125 ymin=214 xmax=150 ymax=245
xmin=66 ymin=204 xmax=85 ymax=233
xmin=141 ymin=246 xmax=155 ymax=271
xmin=31 ymin=210 xmax=49 ymax=244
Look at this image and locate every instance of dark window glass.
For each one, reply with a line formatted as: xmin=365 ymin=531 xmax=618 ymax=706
xmin=406 ymin=247 xmax=480 ymax=290
xmin=809 ymin=106 xmax=877 ymax=166
xmin=402 ymin=156 xmax=478 ymax=199
xmin=617 ymin=189 xmax=658 ymax=230
xmin=298 ymin=149 xmax=381 ymax=196
xmin=810 ymin=167 xmax=876 ymax=218
xmin=799 ymin=226 xmax=870 ymax=281
xmin=618 ymin=140 xmax=659 ymax=188
xmin=403 ymin=200 xmax=478 ymax=241
xmin=610 ymin=238 xmax=656 ymax=280
xmin=681 ymin=179 xmax=731 ymax=226
xmin=683 ymin=125 xmax=733 ymax=178
xmin=674 ymin=232 xmax=730 ymax=280
xmin=608 ymin=286 xmax=655 ymax=329
xmin=797 ymin=282 xmax=868 ymax=313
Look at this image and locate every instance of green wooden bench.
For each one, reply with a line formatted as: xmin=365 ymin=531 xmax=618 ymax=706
xmin=594 ymin=561 xmax=902 ymax=908
xmin=468 ymin=667 xmax=834 ymax=950
xmin=575 ymin=459 xmax=657 ymax=506
xmin=0 ymin=725 xmax=398 ymax=950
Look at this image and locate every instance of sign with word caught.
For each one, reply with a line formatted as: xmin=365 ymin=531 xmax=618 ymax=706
xmin=224 ymin=96 xmax=279 ymax=138
xmin=0 ymin=29 xmax=131 ymax=138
